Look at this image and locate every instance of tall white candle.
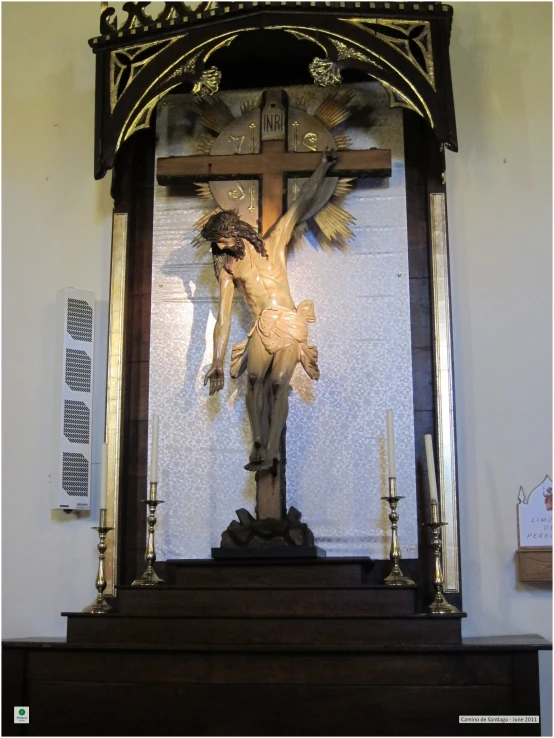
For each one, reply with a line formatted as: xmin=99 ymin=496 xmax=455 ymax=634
xmin=150 ymin=415 xmax=159 ymax=483
xmin=386 ymin=409 xmax=396 ymax=478
xmin=424 ymin=434 xmax=439 ymax=503
xmin=99 ymin=442 xmax=108 ymax=509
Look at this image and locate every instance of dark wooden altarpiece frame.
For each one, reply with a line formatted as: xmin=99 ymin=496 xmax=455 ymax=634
xmin=89 ymin=1 xmax=461 ymax=610
xmin=5 ymin=10 xmax=553 ymax=737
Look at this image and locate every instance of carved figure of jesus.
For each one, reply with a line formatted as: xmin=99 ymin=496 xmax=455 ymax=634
xmin=201 ymin=149 xmax=337 ymax=473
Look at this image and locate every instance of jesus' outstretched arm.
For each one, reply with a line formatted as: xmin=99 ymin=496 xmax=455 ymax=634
xmin=267 ymin=148 xmax=338 ymax=260
xmin=204 ymin=268 xmax=234 ymax=395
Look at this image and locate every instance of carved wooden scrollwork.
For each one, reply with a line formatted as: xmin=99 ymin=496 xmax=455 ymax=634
xmin=299 ymin=27 xmax=435 ymax=125
xmin=345 ymin=19 xmax=435 ymax=88
xmin=90 ymin=2 xmax=457 ymax=179
xmin=100 ymin=6 xmax=118 ymax=35
xmin=192 ymin=67 xmax=222 ymax=97
xmin=99 ymin=2 xmax=214 ymax=37
xmin=120 ymin=2 xmax=154 ymax=32
xmin=309 ymin=57 xmax=342 ymax=88
xmin=110 ymin=40 xmax=173 ymax=112
xmin=155 ymin=2 xmax=194 ymax=24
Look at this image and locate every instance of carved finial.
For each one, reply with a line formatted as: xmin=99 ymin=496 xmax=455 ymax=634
xmin=121 ymin=2 xmax=153 ymax=32
xmin=155 ymin=2 xmax=192 ymax=23
xmin=100 ymin=4 xmax=118 ymax=34
xmin=193 ymin=66 xmax=222 ymax=97
xmin=309 ymin=57 xmax=342 ymax=87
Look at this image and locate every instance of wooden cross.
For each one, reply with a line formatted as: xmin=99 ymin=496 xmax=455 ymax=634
xmin=156 ymin=90 xmax=392 ymax=523
xmin=157 ymin=90 xmax=392 ymax=236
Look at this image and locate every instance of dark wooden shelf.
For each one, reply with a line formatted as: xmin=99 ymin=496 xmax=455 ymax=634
xmin=4 ymin=634 xmax=550 ymax=652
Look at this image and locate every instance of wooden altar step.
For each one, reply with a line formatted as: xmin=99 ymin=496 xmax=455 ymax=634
xmin=3 ymin=636 xmax=549 ymax=737
xmin=165 ymin=556 xmax=381 ymax=587
xmin=64 ymin=557 xmax=463 ymax=648
xmin=65 ymin=611 xmax=463 ymax=648
xmin=114 ymin=583 xmax=417 ymax=617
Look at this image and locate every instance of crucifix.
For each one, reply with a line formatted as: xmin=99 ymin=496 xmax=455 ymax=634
xmin=158 ymin=90 xmax=391 ymax=235
xmin=156 ymin=89 xmax=392 ymax=549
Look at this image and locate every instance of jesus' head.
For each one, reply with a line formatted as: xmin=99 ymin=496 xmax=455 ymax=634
xmin=201 ymin=209 xmax=267 ymax=257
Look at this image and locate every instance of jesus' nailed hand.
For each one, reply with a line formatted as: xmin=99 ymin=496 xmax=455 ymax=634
xmin=200 ymin=149 xmax=338 ymax=473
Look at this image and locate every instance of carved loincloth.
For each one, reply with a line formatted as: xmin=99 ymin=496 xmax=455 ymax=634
xmin=230 ymin=300 xmax=320 ymax=381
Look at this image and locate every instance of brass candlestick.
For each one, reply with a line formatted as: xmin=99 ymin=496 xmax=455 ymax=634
xmin=382 ymin=477 xmax=415 ymax=586
xmin=82 ymin=508 xmax=113 ymax=614
xmin=132 ymin=482 xmax=165 ymax=586
xmin=425 ymin=500 xmax=458 ymax=614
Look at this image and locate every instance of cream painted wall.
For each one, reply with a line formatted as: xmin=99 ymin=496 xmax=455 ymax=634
xmin=447 ymin=2 xmax=552 ymax=732
xmin=2 ymin=2 xmax=113 ymax=633
xmin=2 ymin=0 xmax=552 ymax=730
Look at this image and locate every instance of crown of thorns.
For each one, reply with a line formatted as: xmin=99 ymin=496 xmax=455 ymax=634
xmin=200 ymin=209 xmax=244 ymax=241
xmin=199 ymin=209 xmax=268 ymax=261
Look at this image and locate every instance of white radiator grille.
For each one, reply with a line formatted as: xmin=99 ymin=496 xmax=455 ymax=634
xmin=50 ymin=288 xmax=95 ymax=510
xmin=65 ymin=349 xmax=92 ymax=392
xmin=63 ymin=400 xmax=90 ymax=444
xmin=67 ymin=299 xmax=93 ymax=342
xmin=62 ymin=452 xmax=89 ymax=497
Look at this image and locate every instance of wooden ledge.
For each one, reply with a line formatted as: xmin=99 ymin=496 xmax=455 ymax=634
xmin=517 ymin=547 xmax=552 ymax=582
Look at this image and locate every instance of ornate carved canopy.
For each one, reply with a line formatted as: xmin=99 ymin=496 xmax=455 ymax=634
xmin=89 ymin=1 xmax=457 ymax=179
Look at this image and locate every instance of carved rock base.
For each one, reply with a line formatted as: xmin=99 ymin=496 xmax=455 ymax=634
xmin=216 ymin=506 xmax=318 ymax=551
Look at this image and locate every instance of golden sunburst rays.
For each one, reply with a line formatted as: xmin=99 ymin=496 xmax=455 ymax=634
xmin=288 ymin=92 xmax=311 ymax=113
xmin=312 ymin=199 xmax=356 ymax=251
xmin=314 ymin=91 xmax=355 ymax=129
xmin=192 ymin=184 xmax=217 ymax=239
xmin=190 ymin=90 xmax=358 ymax=252
xmin=191 ymin=96 xmax=235 ymax=243
xmin=196 ymin=131 xmax=216 ymax=155
xmin=332 ymin=133 xmax=353 ymax=151
xmin=191 ymin=206 xmax=222 ymax=248
xmin=195 ymin=95 xmax=235 ymax=134
xmin=294 ymin=178 xmax=356 ymax=252
xmin=297 ymin=91 xmax=357 ymax=251
xmin=240 ymin=96 xmax=261 ymax=115
xmin=332 ymin=177 xmax=356 ymax=199
xmin=192 ymin=186 xmax=217 ymax=243
xmin=194 ymin=182 xmax=215 ymax=201
xmin=195 ymin=209 xmax=220 ymax=229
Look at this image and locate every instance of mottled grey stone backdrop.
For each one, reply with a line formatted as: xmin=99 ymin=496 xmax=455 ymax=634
xmin=149 ymin=83 xmax=417 ymax=560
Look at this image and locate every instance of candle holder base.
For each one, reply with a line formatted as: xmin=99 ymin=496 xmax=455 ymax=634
xmin=384 ymin=564 xmax=415 ymax=587
xmin=82 ymin=596 xmax=112 ymax=614
xmin=132 ymin=569 xmax=165 ymax=586
xmin=428 ymin=593 xmax=459 ymax=615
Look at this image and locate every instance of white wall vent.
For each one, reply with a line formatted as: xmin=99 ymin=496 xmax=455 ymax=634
xmin=50 ymin=289 xmax=95 ymax=510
